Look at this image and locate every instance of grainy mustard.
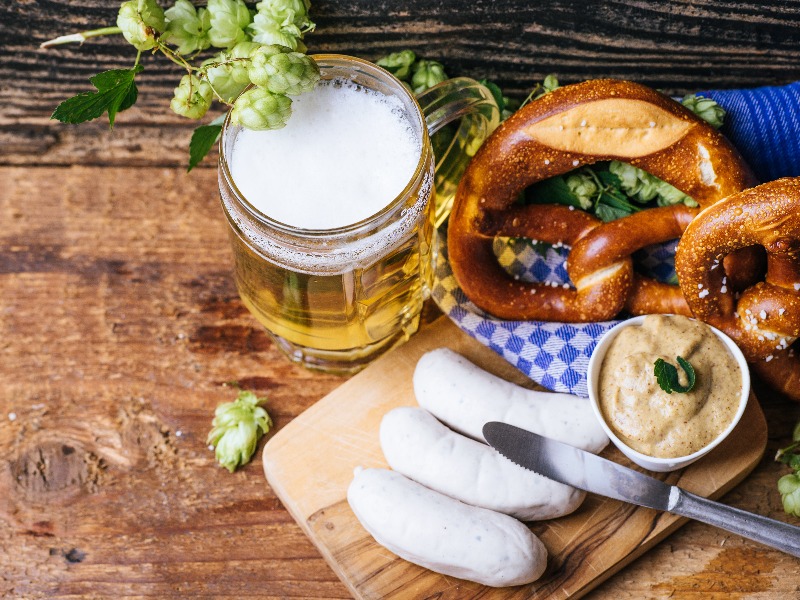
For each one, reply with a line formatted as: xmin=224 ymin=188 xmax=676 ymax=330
xmin=599 ymin=315 xmax=742 ymax=458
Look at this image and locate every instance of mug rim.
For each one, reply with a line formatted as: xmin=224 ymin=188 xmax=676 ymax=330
xmin=218 ymin=54 xmax=431 ymax=239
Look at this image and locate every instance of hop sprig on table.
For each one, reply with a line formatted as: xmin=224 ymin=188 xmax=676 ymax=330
xmin=207 ymin=389 xmax=273 ymax=472
xmin=42 ymin=0 xmax=320 ymax=170
xmin=776 ymin=420 xmax=800 ymax=517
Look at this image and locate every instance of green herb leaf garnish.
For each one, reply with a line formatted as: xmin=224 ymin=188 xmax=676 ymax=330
xmin=187 ymin=113 xmax=226 ymax=172
xmin=653 ymin=356 xmax=696 ymax=394
xmin=51 ymin=65 xmax=143 ymax=128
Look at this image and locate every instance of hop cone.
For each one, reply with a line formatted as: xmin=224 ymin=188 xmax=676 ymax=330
xmin=609 ymin=161 xmax=693 ymax=207
xmin=117 ymin=0 xmax=165 ymax=51
xmin=542 ymin=74 xmax=560 ymax=94
xmin=164 ymin=0 xmax=211 ymax=55
xmin=207 ymin=0 xmax=251 ymax=49
xmin=779 ymin=473 xmax=800 ymax=517
xmin=231 ymin=87 xmax=293 ymax=130
xmin=229 ymin=41 xmax=261 ymax=84
xmin=207 ymin=390 xmax=272 ymax=473
xmin=170 ymin=74 xmax=213 ymax=119
xmin=681 ymin=94 xmax=726 ymax=129
xmin=249 ymin=0 xmax=314 ymax=50
xmin=377 ymin=50 xmax=416 ymax=81
xmin=411 ymin=60 xmax=448 ymax=94
xmin=565 ymin=173 xmax=597 ymax=210
xmin=202 ymin=52 xmax=248 ymax=103
xmin=248 ymin=46 xmax=319 ymax=95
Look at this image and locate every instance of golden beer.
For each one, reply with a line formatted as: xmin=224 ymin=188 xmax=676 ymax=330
xmin=218 ymin=55 xmax=498 ymax=372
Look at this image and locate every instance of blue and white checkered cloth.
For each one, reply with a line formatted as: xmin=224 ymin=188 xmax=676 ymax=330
xmin=432 ymin=81 xmax=800 ymax=397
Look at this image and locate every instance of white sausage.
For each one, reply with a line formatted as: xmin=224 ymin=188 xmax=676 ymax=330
xmin=380 ymin=406 xmax=585 ymax=521
xmin=347 ymin=467 xmax=548 ymax=587
xmin=413 ymin=348 xmax=608 ymax=453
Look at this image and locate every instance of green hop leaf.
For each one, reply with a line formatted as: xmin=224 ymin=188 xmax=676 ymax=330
xmin=778 ymin=473 xmax=800 ymax=517
xmin=164 ymin=0 xmax=211 ymax=55
xmin=248 ymin=45 xmax=319 ymax=95
xmin=170 ymin=74 xmax=213 ymax=119
xmin=202 ymin=51 xmax=249 ymax=103
xmin=477 ymin=78 xmax=515 ymax=119
xmin=117 ymin=0 xmax=166 ymax=51
xmin=51 ymin=66 xmax=143 ymax=128
xmin=207 ymin=0 xmax=252 ymax=49
xmin=207 ymin=390 xmax=272 ymax=473
xmin=653 ymin=356 xmax=696 ymax=394
xmin=681 ymin=94 xmax=726 ymax=129
xmin=188 ymin=113 xmax=226 ymax=172
xmin=525 ymin=175 xmax=585 ymax=211
xmin=376 ymin=50 xmax=417 ymax=81
xmin=231 ymin=86 xmax=293 ymax=130
xmin=565 ymin=173 xmax=598 ymax=210
xmin=249 ymin=0 xmax=314 ymax=50
xmin=411 ymin=59 xmax=448 ymax=94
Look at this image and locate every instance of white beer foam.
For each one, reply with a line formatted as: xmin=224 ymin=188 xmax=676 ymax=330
xmin=229 ymin=79 xmax=422 ymax=230
xmin=221 ymin=169 xmax=433 ymax=275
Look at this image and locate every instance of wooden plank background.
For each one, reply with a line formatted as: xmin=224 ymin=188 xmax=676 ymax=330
xmin=3 ymin=1 xmax=800 ymax=598
xmin=3 ymin=1 xmax=800 ymax=168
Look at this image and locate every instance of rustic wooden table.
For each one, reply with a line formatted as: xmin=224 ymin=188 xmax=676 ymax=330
xmin=3 ymin=1 xmax=800 ymax=598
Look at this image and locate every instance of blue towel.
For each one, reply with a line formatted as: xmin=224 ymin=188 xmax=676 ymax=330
xmin=433 ymin=81 xmax=800 ymax=397
xmin=703 ymin=81 xmax=800 ymax=181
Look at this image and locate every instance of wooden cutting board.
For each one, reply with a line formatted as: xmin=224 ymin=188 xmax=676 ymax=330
xmin=262 ymin=316 xmax=768 ymax=599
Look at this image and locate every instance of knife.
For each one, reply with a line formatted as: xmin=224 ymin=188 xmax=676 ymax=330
xmin=483 ymin=421 xmax=800 ymax=558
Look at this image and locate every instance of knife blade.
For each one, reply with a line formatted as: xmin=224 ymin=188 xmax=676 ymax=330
xmin=483 ymin=421 xmax=800 ymax=558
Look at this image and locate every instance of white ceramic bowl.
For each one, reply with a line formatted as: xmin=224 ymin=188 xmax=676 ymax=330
xmin=587 ymin=315 xmax=751 ymax=472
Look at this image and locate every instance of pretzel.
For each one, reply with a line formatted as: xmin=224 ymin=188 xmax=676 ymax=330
xmin=448 ymin=79 xmax=757 ymax=322
xmin=675 ymin=178 xmax=800 ymax=401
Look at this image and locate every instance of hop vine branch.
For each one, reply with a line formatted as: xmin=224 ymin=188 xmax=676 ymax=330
xmin=42 ymin=0 xmax=319 ymax=170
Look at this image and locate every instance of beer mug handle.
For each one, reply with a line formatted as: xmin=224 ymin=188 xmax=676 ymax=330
xmin=416 ymin=78 xmax=501 ymax=226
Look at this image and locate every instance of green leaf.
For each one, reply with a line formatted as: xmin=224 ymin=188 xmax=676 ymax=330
xmin=118 ymin=81 xmax=139 ymax=113
xmin=595 ymin=202 xmax=632 ymax=223
xmin=52 ymin=65 xmax=143 ymax=128
xmin=525 ymin=176 xmax=583 ymax=209
xmin=188 ymin=116 xmax=225 ymax=171
xmin=653 ymin=356 xmax=696 ymax=394
xmin=478 ymin=79 xmax=506 ymax=113
xmin=595 ymin=168 xmax=623 ymax=189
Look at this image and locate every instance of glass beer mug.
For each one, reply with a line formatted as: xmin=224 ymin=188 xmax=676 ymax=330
xmin=218 ymin=55 xmax=499 ymax=373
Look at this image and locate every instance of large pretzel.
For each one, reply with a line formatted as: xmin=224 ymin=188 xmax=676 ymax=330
xmin=675 ymin=178 xmax=800 ymax=401
xmin=448 ymin=79 xmax=757 ymax=322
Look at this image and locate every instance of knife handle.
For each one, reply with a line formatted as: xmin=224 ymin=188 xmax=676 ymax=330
xmin=673 ymin=488 xmax=800 ymax=558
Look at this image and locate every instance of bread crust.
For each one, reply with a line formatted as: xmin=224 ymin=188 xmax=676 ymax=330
xmin=675 ymin=177 xmax=800 ymax=400
xmin=448 ymin=79 xmax=757 ymax=322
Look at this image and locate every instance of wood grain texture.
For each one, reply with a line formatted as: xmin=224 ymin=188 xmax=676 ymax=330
xmin=2 ymin=166 xmax=800 ymax=598
xmin=262 ymin=317 xmax=771 ymax=600
xmin=4 ymin=2 xmax=800 ymax=596
xmin=3 ymin=1 xmax=800 ymax=167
